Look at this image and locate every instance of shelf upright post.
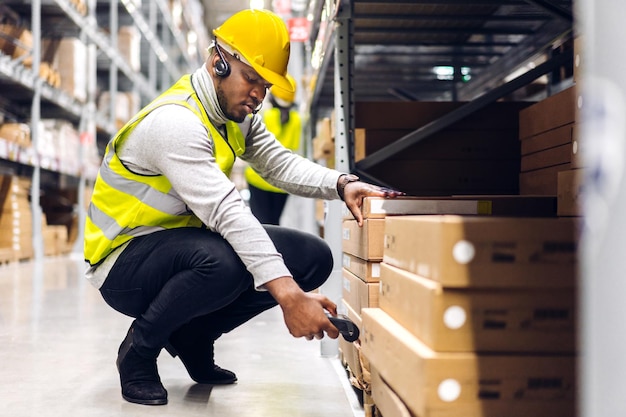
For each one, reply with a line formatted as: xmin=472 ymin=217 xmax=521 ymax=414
xmin=148 ymin=0 xmax=158 ymax=91
xmin=320 ymin=0 xmax=354 ymax=357
xmin=73 ymin=0 xmax=98 ymax=256
xmin=109 ymin=0 xmax=119 ymax=127
xmin=579 ymin=0 xmax=626 ymax=415
xmin=30 ymin=0 xmax=44 ymax=260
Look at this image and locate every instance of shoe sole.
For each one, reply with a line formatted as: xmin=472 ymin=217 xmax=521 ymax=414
xmin=122 ymin=394 xmax=168 ymax=406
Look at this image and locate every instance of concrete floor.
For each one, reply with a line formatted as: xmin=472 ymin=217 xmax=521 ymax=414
xmin=0 ymin=255 xmax=363 ymax=417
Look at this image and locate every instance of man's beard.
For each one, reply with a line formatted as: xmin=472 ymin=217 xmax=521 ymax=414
xmin=216 ymin=83 xmax=246 ymax=123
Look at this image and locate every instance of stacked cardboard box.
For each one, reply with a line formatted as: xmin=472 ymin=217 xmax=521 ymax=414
xmin=519 ymin=86 xmax=577 ymax=196
xmin=353 ymin=101 xmax=531 ymax=196
xmin=49 ymin=37 xmax=87 ymax=102
xmin=361 ymin=215 xmax=579 ymax=417
xmin=0 ymin=175 xmax=33 ymax=261
xmin=339 ymin=196 xmax=560 ymax=409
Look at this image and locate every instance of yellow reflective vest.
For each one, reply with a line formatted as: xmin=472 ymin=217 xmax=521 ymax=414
xmin=84 ymin=75 xmax=245 ymax=266
xmin=244 ymin=107 xmax=301 ymax=193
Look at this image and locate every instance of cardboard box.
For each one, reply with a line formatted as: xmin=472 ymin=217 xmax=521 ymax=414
xmin=370 ymin=367 xmax=413 ymax=417
xmin=339 ymin=300 xmax=368 ymax=392
xmin=355 ymin=102 xmax=529 ymax=131
xmin=342 ymin=252 xmax=380 ymax=282
xmin=364 ymin=159 xmax=520 ymax=196
xmin=519 ymin=163 xmax=571 ymax=195
xmin=571 ymin=123 xmax=585 ymax=168
xmin=520 ymin=123 xmax=574 ymax=156
xmin=361 ymin=308 xmax=577 ymax=417
xmin=557 ymin=169 xmax=584 ymax=217
xmin=343 ymin=195 xmax=557 ymax=220
xmin=54 ymin=38 xmax=87 ymax=102
xmin=379 ymin=262 xmax=576 ymax=353
xmin=383 ymin=215 xmax=578 ymax=288
xmin=521 ymin=143 xmax=572 ymax=172
xmin=519 ymin=87 xmax=576 ymax=139
xmin=342 ymin=268 xmax=380 ymax=314
xmin=342 ymin=219 xmax=385 ymax=261
xmin=356 ymin=128 xmax=520 ymax=161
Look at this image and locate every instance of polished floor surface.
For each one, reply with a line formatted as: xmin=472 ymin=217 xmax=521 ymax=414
xmin=0 ymin=255 xmax=363 ymax=417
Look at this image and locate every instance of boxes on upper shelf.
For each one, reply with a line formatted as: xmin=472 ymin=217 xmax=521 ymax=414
xmin=379 ymin=262 xmax=576 ymax=353
xmin=361 ymin=308 xmax=576 ymax=417
xmin=383 ymin=215 xmax=579 ymax=288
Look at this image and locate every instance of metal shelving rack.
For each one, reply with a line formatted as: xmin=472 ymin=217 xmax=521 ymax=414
xmin=304 ymin=0 xmax=576 ymax=360
xmin=0 ymin=0 xmax=207 ymax=258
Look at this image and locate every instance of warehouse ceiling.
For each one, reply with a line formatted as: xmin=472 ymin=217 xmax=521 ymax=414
xmin=199 ymin=0 xmax=574 ymax=119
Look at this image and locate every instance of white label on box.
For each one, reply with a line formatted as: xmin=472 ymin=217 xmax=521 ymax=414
xmin=343 ymin=277 xmax=351 ymax=293
xmin=452 ymin=240 xmax=475 ymax=264
xmin=438 ymin=379 xmax=461 ymax=402
xmin=342 ymin=228 xmax=350 ymax=240
xmin=443 ymin=305 xmax=467 ymax=330
xmin=371 ymin=262 xmax=380 ymax=277
xmin=342 ymin=254 xmax=350 ymax=268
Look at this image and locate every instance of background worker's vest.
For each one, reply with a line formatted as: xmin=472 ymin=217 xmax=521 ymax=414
xmin=244 ymin=107 xmax=301 ymax=193
xmin=84 ymin=75 xmax=245 ymax=266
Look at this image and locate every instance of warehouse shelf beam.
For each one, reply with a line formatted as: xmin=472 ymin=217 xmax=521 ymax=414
xmin=355 ymin=49 xmax=573 ymax=172
xmin=353 ymin=13 xmax=553 ymax=22
xmin=522 ymin=0 xmax=573 ymax=22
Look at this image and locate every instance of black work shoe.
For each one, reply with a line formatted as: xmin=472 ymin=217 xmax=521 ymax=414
xmin=165 ymin=338 xmax=237 ymax=385
xmin=116 ymin=326 xmax=168 ymax=405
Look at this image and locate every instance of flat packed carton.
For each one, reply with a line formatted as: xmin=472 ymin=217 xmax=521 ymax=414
xmin=361 ymin=308 xmax=577 ymax=417
xmin=343 ymin=196 xmax=557 ymax=220
xmin=342 ymin=268 xmax=380 ymax=314
xmin=383 ymin=215 xmax=578 ymax=288
xmin=342 ymin=252 xmax=380 ymax=283
xmin=520 ymin=163 xmax=571 ymax=195
xmin=519 ymin=87 xmax=576 ymax=139
xmin=370 ymin=367 xmax=412 ymax=417
xmin=557 ymin=169 xmax=584 ymax=216
xmin=342 ymin=219 xmax=385 ymax=261
xmin=379 ymin=262 xmax=576 ymax=353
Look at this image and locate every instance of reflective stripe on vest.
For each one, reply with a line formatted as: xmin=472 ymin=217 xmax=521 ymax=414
xmin=84 ymin=74 xmax=246 ymax=266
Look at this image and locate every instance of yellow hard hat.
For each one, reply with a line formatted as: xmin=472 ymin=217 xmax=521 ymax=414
xmin=213 ymin=9 xmax=293 ymax=93
xmin=271 ymin=73 xmax=296 ymax=104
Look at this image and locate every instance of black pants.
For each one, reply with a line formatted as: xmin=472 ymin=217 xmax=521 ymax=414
xmin=99 ymin=225 xmax=333 ymax=359
xmin=248 ymin=184 xmax=289 ymax=225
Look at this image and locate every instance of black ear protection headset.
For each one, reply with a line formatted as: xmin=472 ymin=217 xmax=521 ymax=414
xmin=214 ymin=39 xmax=231 ymax=77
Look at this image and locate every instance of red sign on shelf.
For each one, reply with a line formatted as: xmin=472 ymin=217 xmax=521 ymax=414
xmin=288 ymin=17 xmax=310 ymax=42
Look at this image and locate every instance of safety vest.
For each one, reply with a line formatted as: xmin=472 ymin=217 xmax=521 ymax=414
xmin=84 ymin=74 xmax=246 ymax=266
xmin=244 ymin=107 xmax=301 ymax=193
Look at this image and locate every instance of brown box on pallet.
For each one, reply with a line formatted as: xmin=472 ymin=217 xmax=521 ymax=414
xmin=361 ymin=308 xmax=577 ymax=417
xmin=520 ymin=163 xmax=571 ymax=195
xmin=370 ymin=366 xmax=413 ymax=417
xmin=342 ymin=252 xmax=380 ymax=283
xmin=557 ymin=169 xmax=584 ymax=217
xmin=379 ymin=262 xmax=576 ymax=353
xmin=519 ymin=87 xmax=576 ymax=139
xmin=343 ymin=196 xmax=557 ymax=220
xmin=342 ymin=268 xmax=380 ymax=314
xmin=383 ymin=215 xmax=578 ymax=288
xmin=342 ymin=219 xmax=385 ymax=261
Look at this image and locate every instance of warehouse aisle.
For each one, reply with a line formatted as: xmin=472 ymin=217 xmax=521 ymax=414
xmin=0 ymin=256 xmax=362 ymax=417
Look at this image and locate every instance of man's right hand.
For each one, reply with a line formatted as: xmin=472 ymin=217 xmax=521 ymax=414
xmin=263 ymin=276 xmax=339 ymax=340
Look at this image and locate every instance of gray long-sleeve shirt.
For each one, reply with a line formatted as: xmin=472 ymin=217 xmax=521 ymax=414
xmin=86 ymin=66 xmax=342 ymax=290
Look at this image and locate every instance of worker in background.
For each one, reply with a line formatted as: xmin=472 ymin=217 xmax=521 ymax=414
xmin=83 ymin=9 xmax=403 ymax=406
xmin=245 ymin=73 xmax=301 ymax=225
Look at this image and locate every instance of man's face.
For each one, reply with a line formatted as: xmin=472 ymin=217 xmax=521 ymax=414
xmin=214 ymin=51 xmax=271 ymax=123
